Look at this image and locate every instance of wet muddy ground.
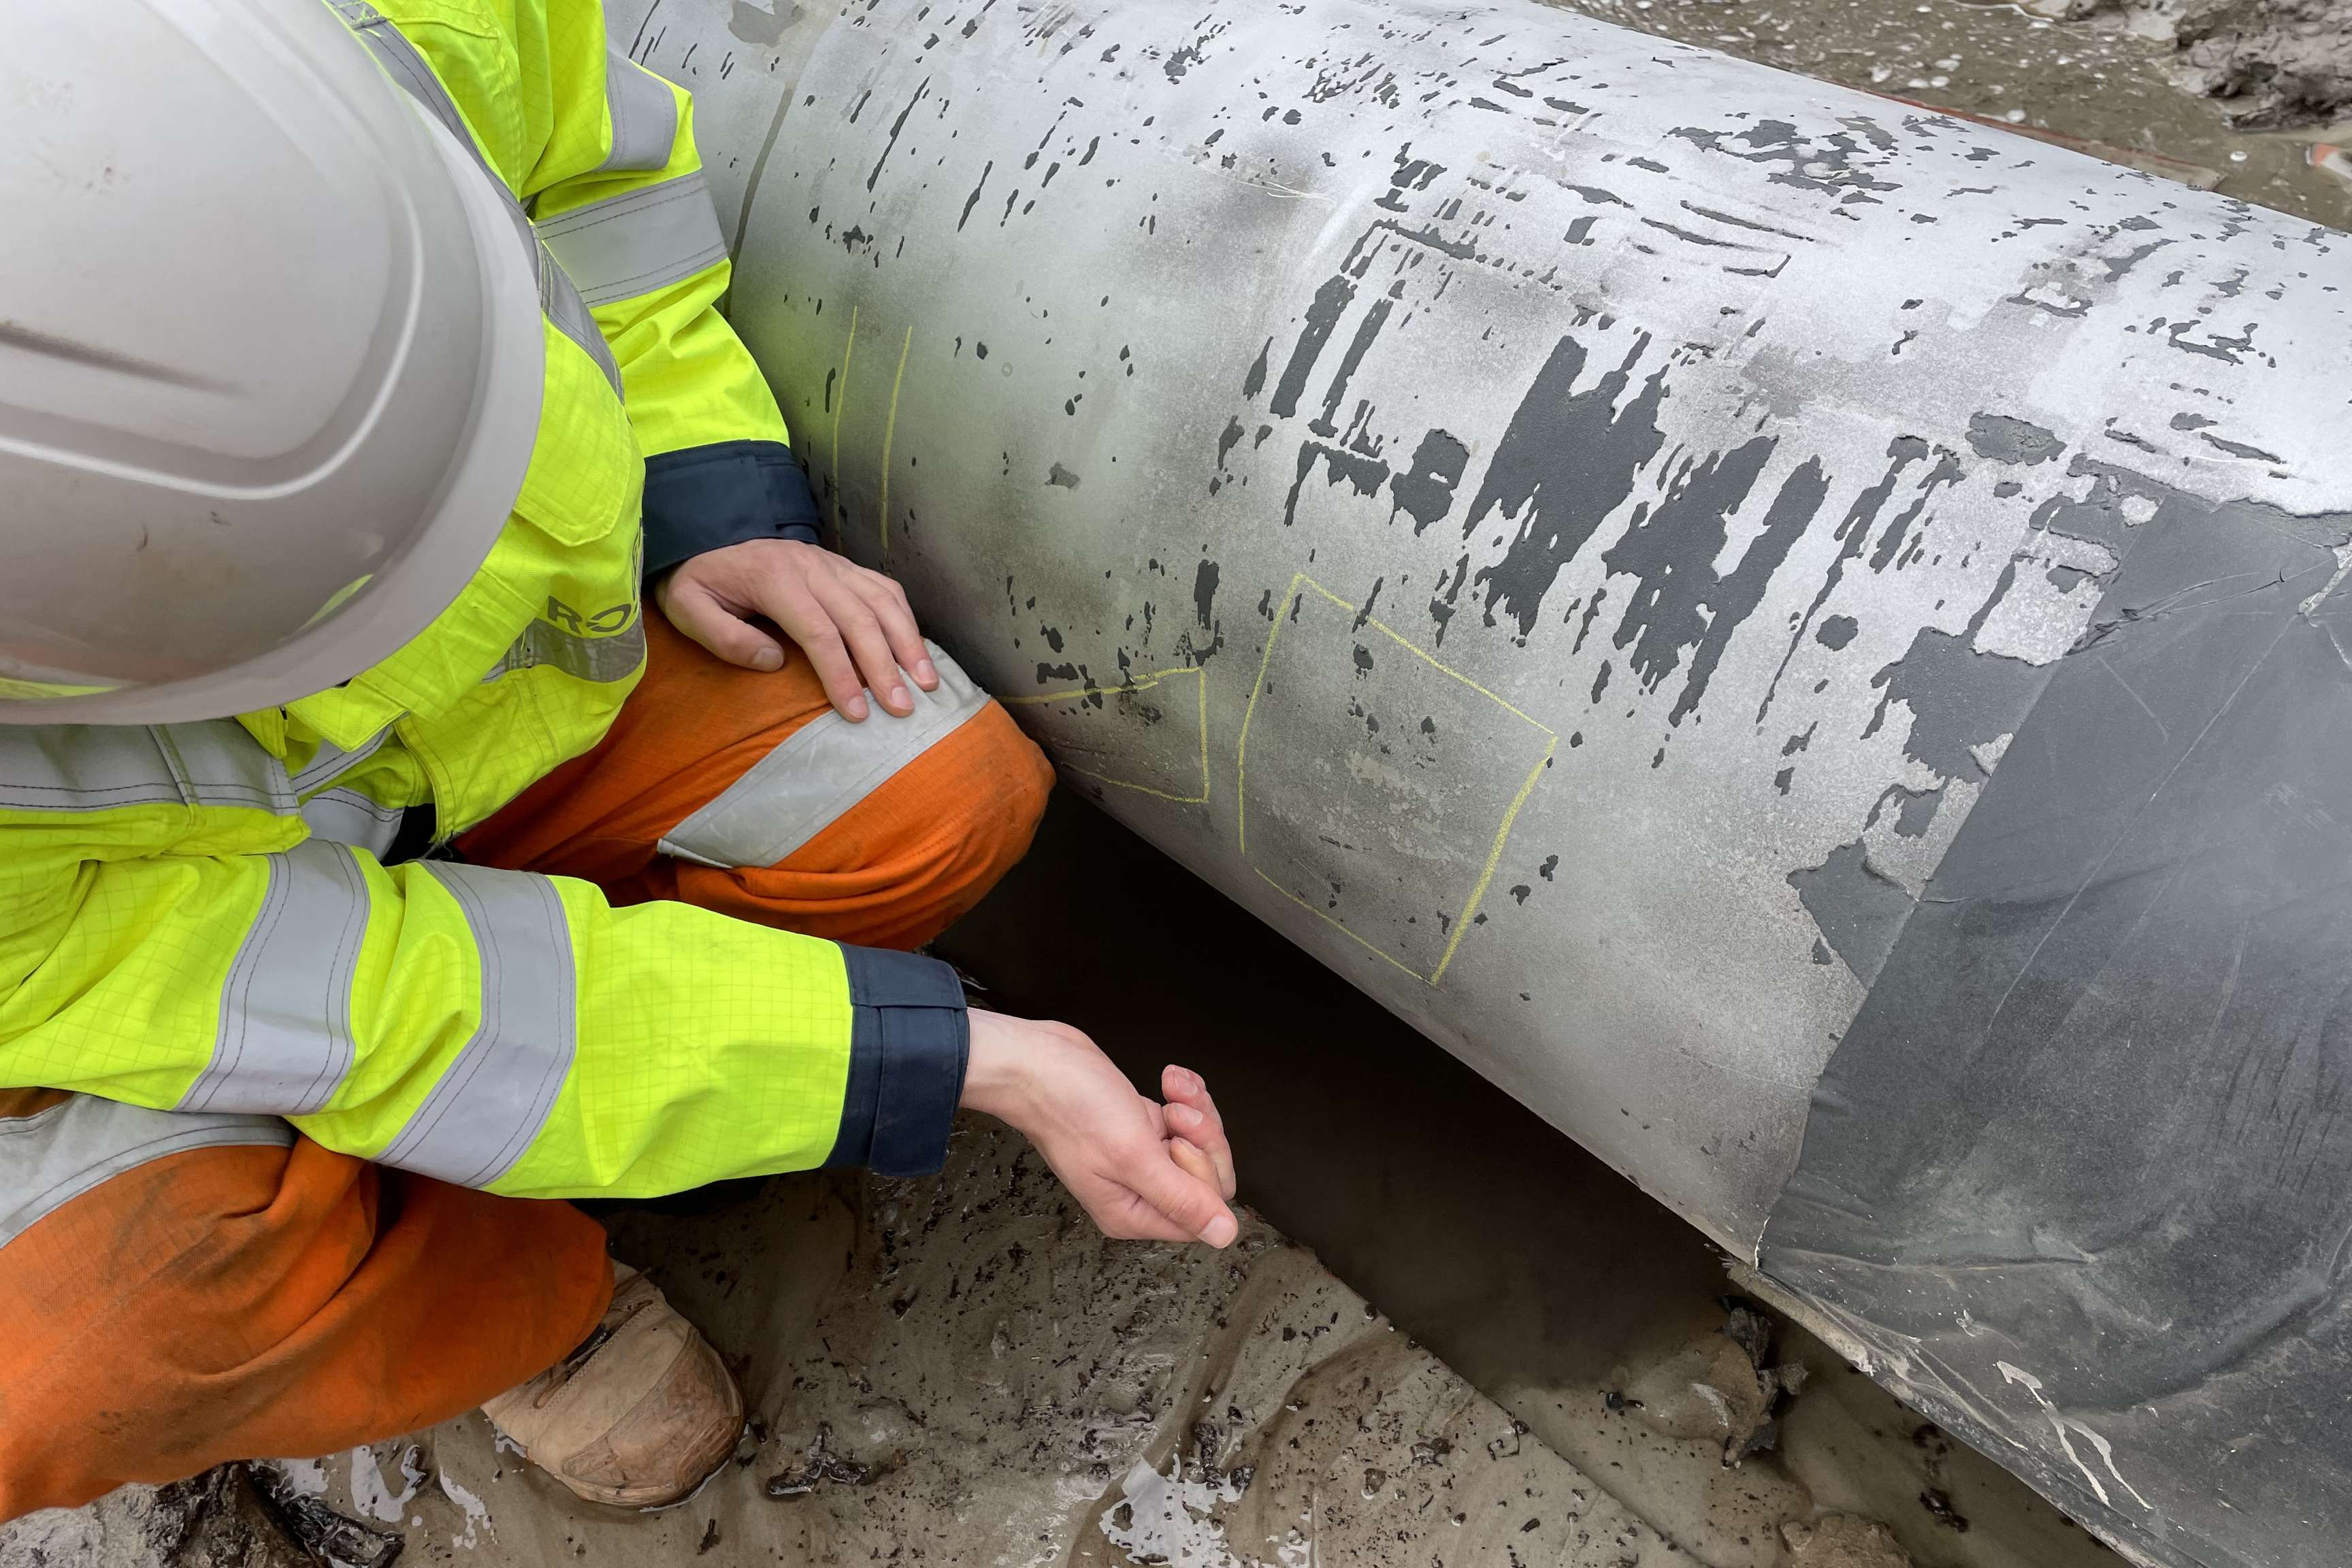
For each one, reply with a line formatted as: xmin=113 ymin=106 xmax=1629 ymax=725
xmin=931 ymin=798 xmax=2122 ymax=1568
xmin=1540 ymin=0 xmax=2352 ymax=224
xmin=3 ymin=1124 xmax=1692 ymax=1568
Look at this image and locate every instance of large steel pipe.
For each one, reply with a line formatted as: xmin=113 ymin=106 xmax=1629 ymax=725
xmin=615 ymin=0 xmax=2350 ymax=1561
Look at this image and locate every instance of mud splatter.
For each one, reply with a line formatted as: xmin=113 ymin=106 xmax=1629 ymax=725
xmin=1966 ymin=412 xmax=2065 ymax=466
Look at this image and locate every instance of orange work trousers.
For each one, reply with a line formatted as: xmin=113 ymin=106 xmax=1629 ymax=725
xmin=0 ymin=614 xmax=1050 ymax=1519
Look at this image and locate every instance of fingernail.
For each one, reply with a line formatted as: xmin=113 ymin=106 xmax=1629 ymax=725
xmin=753 ymin=649 xmax=783 ymax=672
xmin=1198 ymin=1212 xmax=1238 ymax=1248
xmin=846 ymin=696 xmax=868 ymax=720
xmin=1167 ymin=1103 xmax=1201 ymax=1130
xmin=917 ymin=659 xmax=938 ymax=686
xmin=889 ymin=685 xmax=909 ymax=710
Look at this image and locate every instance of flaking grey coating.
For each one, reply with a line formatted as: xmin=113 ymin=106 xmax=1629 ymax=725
xmin=614 ymin=0 xmax=2351 ymax=1563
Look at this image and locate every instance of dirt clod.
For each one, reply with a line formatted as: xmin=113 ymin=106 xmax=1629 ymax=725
xmin=762 ymin=1422 xmax=880 ymax=1499
xmin=1779 ymin=1514 xmax=1914 ymax=1568
xmin=2044 ymin=0 xmax=2352 ymax=128
xmin=1919 ymin=1488 xmax=1972 ymax=1533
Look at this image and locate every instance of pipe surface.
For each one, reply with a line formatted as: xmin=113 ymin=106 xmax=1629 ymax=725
xmin=615 ymin=1 xmax=2351 ymax=1562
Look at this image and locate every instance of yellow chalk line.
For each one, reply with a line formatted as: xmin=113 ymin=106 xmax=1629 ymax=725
xmin=879 ymin=325 xmax=912 ymax=559
xmin=1232 ymin=571 xmax=1306 ymax=858
xmin=1239 ymin=572 xmax=1558 ymax=987
xmin=828 ymin=304 xmax=858 ymax=542
xmin=1253 ymin=866 xmax=1438 ymax=985
xmin=1002 ymin=666 xmax=1211 ymax=803
xmin=1294 ymin=576 xmax=1556 ymax=738
xmin=1430 ymin=734 xmax=1557 ymax=985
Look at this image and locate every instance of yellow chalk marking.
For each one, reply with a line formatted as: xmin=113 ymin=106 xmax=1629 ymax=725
xmin=1237 ymin=572 xmax=1557 ymax=987
xmin=1253 ymin=867 xmax=1441 ymax=985
xmin=1232 ymin=572 xmax=1307 ymax=858
xmin=1003 ymin=666 xmax=1210 ymax=804
xmin=1431 ymin=734 xmax=1556 ymax=985
xmin=829 ymin=305 xmax=858 ymax=540
xmin=1294 ymin=576 xmax=1552 ymax=731
xmin=879 ymin=325 xmax=912 ymax=559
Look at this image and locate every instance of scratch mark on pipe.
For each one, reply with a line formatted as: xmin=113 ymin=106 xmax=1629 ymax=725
xmin=728 ymin=76 xmax=799 ymax=261
xmin=1997 ymin=1363 xmax=2152 ymax=1511
xmin=958 ymin=161 xmax=993 ymax=231
xmin=867 ymin=78 xmax=931 ymax=191
xmin=2095 ymin=655 xmax=2166 ymax=739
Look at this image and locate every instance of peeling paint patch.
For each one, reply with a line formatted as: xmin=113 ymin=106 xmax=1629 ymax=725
xmin=1389 ymin=428 xmax=1469 ymax=534
xmin=1786 ymin=838 xmax=1913 ymax=985
xmin=1866 ymin=625 xmax=2045 ymax=783
xmin=1965 ymin=412 xmax=2065 ymax=466
xmin=728 ymin=0 xmax=797 ymax=46
xmin=1467 ymin=332 xmax=1668 ymax=639
xmin=1605 ymin=446 xmax=1831 ymax=726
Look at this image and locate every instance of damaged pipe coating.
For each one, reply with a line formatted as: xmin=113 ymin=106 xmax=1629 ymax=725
xmin=610 ymin=0 xmax=2352 ymax=1563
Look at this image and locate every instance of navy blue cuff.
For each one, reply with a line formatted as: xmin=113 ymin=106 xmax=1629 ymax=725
xmin=823 ymin=947 xmax=970 ymax=1178
xmin=640 ymin=438 xmax=823 ymax=580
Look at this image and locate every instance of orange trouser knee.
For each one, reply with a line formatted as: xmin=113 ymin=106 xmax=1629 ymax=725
xmin=461 ymin=610 xmax=1056 ymax=951
xmin=0 ymin=1109 xmax=611 ymax=1520
xmin=1 ymin=614 xmax=1051 ymax=1520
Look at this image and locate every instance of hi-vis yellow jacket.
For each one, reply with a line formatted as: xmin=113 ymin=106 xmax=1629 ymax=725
xmin=0 ymin=0 xmax=967 ymax=1199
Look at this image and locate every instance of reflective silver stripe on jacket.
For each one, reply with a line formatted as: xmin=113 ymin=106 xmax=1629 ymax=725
xmin=0 ymin=721 xmax=294 ymax=815
xmin=331 ymin=2 xmax=468 ymax=136
xmin=334 ymin=1 xmax=624 ymax=395
xmin=0 ymin=1095 xmax=293 ymax=1253
xmin=376 ymin=864 xmax=576 ymax=1189
xmin=598 ymin=47 xmax=679 ymax=172
xmin=536 ymin=247 xmax=626 ymax=391
xmin=331 ymin=0 xmax=535 ymax=266
xmin=537 ymin=171 xmax=729 ymax=307
xmin=289 ymin=723 xmax=395 ymax=796
xmin=180 ymin=840 xmax=372 ymax=1117
xmin=291 ymin=725 xmax=408 ymax=858
xmin=299 ymin=788 xmax=408 ymax=860
xmin=485 ymin=615 xmax=648 ymax=685
xmin=660 ymin=641 xmax=989 ymax=869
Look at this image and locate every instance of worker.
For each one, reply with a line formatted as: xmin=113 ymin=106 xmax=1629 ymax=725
xmin=0 ymin=0 xmax=1241 ymax=1520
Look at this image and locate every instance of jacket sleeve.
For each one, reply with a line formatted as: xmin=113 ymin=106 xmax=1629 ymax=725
xmin=521 ymin=2 xmax=823 ymax=576
xmin=0 ymin=787 xmax=965 ymax=1198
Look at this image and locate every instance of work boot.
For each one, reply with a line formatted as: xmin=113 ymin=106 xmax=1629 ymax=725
xmin=482 ymin=1262 xmax=745 ymax=1508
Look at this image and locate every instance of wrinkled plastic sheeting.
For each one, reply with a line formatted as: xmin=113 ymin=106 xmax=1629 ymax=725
xmin=1765 ymin=483 xmax=2352 ymax=1568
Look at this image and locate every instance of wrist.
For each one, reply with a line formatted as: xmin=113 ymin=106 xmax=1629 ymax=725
xmin=958 ymin=1009 xmax=1032 ymax=1123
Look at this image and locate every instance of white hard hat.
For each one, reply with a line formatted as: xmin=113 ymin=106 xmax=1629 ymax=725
xmin=0 ymin=0 xmax=544 ymax=723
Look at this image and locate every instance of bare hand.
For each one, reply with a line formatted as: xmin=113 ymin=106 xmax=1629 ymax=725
xmin=960 ymin=1009 xmax=1239 ymax=1247
xmin=1160 ymin=1064 xmax=1237 ymax=1200
xmin=657 ymin=538 xmax=939 ymax=720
